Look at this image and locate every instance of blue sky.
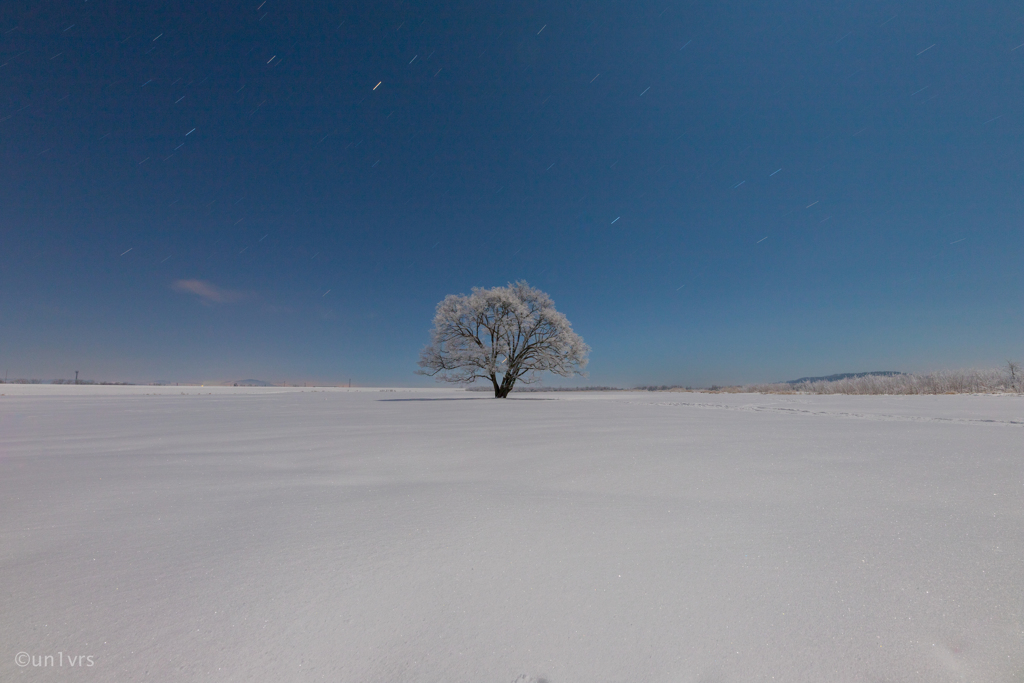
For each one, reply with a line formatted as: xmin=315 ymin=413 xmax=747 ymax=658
xmin=2 ymin=0 xmax=1022 ymax=386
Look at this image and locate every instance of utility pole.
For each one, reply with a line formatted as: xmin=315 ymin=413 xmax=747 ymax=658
xmin=75 ymin=370 xmax=79 ymax=385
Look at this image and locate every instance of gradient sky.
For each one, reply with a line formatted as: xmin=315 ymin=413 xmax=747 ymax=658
xmin=2 ymin=0 xmax=1023 ymax=386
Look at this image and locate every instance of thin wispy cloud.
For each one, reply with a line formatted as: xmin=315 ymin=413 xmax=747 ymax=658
xmin=172 ymin=279 xmax=245 ymax=304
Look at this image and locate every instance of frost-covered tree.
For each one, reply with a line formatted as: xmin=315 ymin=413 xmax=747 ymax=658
xmin=417 ymin=281 xmax=590 ymax=398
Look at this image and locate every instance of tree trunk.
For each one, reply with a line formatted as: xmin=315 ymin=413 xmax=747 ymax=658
xmin=491 ymin=374 xmax=516 ymax=398
xmin=495 ymin=375 xmax=515 ymax=398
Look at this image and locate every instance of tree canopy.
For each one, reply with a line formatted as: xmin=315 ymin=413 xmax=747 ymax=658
xmin=417 ymin=281 xmax=589 ymax=398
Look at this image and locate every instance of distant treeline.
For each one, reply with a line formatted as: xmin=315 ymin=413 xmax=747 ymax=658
xmin=1 ymin=379 xmax=135 ymax=385
xmin=782 ymin=371 xmax=903 ymax=384
xmin=461 ymin=364 xmax=1024 ymax=395
xmin=740 ymin=365 xmax=1023 ymax=395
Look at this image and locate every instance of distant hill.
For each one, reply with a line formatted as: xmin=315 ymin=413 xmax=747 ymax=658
xmin=233 ymin=379 xmax=273 ymax=386
xmin=785 ymin=371 xmax=903 ymax=385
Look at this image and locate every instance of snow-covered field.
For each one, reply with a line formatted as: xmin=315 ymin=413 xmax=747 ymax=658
xmin=1 ymin=386 xmax=1021 ymax=682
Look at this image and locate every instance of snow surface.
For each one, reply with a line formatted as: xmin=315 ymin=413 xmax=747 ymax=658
xmin=1 ymin=386 xmax=1022 ymax=682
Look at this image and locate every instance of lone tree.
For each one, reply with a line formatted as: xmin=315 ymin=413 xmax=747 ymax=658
xmin=417 ymin=281 xmax=589 ymax=398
